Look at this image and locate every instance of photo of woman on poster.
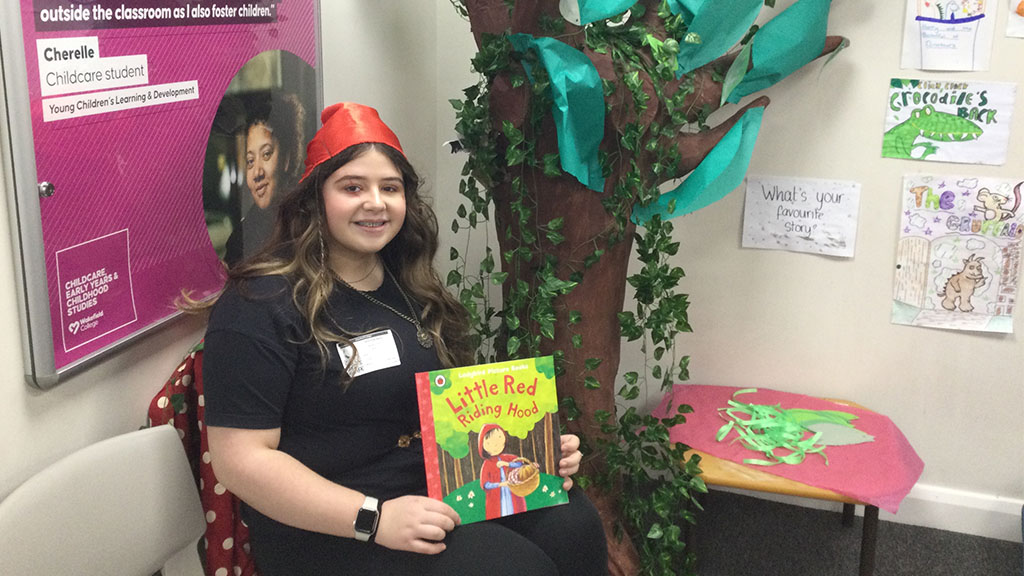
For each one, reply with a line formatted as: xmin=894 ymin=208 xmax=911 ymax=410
xmin=224 ymin=93 xmax=308 ymax=265
xmin=202 ymin=49 xmax=317 ymax=267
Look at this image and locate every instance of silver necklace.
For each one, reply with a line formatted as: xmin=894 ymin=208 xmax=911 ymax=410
xmin=341 ymin=257 xmax=379 ymax=286
xmin=338 ymin=265 xmax=434 ymax=349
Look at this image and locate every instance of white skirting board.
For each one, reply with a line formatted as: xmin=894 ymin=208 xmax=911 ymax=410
xmin=712 ymin=483 xmax=1024 ymax=543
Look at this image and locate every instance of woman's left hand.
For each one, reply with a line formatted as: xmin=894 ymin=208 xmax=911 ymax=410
xmin=558 ymin=434 xmax=583 ymax=491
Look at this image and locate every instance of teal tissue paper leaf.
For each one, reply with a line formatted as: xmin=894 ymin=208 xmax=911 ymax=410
xmin=675 ymin=0 xmax=762 ymax=75
xmin=508 ymin=34 xmax=606 ymax=193
xmin=666 ymin=0 xmax=701 ymax=21
xmin=577 ymin=0 xmax=637 ymax=25
xmin=726 ymin=0 xmax=832 ymax=103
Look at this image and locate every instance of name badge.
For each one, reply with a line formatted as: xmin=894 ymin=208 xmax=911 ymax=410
xmin=337 ymin=330 xmax=401 ymax=378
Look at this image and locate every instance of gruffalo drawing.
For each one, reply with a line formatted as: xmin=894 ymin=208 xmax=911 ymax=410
xmin=940 ymin=254 xmax=987 ymax=312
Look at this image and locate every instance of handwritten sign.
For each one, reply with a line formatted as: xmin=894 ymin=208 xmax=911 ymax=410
xmin=742 ymin=175 xmax=861 ymax=258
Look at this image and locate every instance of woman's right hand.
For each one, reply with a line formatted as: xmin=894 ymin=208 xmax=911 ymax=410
xmin=375 ymin=495 xmax=461 ymax=554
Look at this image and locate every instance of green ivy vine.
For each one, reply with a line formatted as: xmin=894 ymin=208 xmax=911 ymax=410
xmin=445 ymin=2 xmax=733 ymax=573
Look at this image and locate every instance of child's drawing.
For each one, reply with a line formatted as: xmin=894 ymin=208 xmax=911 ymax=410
xmin=974 ymin=184 xmax=1020 ymax=221
xmin=893 ymin=175 xmax=1024 ymax=333
xmin=938 ymin=253 xmax=987 ymax=311
xmin=902 ymin=0 xmax=994 ymax=70
xmin=883 ymin=79 xmax=1016 ymax=166
xmin=1008 ymin=0 xmax=1024 ymax=37
xmin=882 ymin=104 xmax=982 ymax=161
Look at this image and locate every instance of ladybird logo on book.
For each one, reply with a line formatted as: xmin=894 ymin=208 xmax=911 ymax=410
xmin=415 ymin=356 xmax=568 ymax=523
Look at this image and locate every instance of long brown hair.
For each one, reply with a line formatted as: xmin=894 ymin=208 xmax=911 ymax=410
xmin=216 ymin=143 xmax=471 ymax=383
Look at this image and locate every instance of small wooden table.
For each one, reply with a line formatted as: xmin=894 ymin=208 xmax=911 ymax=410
xmin=686 ymin=399 xmax=880 ymax=576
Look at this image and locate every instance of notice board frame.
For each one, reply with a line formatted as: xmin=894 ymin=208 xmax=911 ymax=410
xmin=0 ymin=1 xmax=323 ymax=389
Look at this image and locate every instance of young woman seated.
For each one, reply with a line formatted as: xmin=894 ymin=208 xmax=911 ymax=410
xmin=202 ymin=102 xmax=608 ymax=576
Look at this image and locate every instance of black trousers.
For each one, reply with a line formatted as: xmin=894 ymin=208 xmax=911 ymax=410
xmin=251 ymin=486 xmax=608 ymax=576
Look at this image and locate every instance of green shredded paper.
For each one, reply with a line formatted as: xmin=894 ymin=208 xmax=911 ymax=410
xmin=715 ymin=388 xmax=872 ymax=467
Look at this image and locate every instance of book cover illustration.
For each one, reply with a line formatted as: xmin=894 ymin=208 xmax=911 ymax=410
xmin=892 ymin=174 xmax=1024 ymax=333
xmin=416 ymin=356 xmax=568 ymax=524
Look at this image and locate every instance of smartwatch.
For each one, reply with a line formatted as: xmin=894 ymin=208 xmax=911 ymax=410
xmin=353 ymin=495 xmax=380 ymax=542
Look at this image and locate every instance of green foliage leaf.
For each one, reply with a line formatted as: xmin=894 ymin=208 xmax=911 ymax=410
xmin=446 ymin=269 xmax=462 ymax=287
xmin=505 ymin=313 xmax=520 ymax=332
xmin=480 ymin=249 xmax=494 ymax=273
xmin=618 ymin=311 xmax=644 ymax=341
xmin=502 ymin=120 xmax=524 ymax=146
xmin=506 ymin=335 xmax=521 ymax=357
xmin=583 ymin=249 xmax=605 ymax=269
xmin=721 ymin=41 xmax=752 ymax=106
xmin=619 ymin=384 xmax=640 ymax=401
xmin=560 ymin=395 xmax=581 ymax=421
xmin=678 ymin=356 xmax=691 ymax=382
xmin=542 ymin=153 xmax=562 ymax=177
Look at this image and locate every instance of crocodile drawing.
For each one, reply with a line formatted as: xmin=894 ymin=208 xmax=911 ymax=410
xmin=882 ymin=105 xmax=983 ymax=160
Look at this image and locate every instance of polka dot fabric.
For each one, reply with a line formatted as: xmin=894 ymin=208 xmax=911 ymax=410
xmin=147 ymin=341 xmax=258 ymax=576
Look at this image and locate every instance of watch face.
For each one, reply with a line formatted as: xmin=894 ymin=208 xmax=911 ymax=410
xmin=355 ymin=507 xmax=378 ymax=533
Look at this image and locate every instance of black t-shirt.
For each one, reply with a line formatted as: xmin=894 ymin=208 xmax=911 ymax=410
xmin=203 ymin=273 xmax=441 ymax=502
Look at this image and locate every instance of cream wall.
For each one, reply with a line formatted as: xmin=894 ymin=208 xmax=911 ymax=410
xmin=319 ymin=2 xmax=438 ymax=182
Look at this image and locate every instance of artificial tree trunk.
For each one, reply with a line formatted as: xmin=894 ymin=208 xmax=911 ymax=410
xmin=461 ymin=2 xmax=844 ymax=574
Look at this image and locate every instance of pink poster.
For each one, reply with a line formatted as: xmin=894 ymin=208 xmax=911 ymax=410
xmin=15 ymin=0 xmax=319 ymax=375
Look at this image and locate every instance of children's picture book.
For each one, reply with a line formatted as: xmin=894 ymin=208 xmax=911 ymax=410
xmin=415 ymin=356 xmax=568 ymax=524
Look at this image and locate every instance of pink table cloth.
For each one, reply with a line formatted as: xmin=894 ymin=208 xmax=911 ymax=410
xmin=653 ymin=384 xmax=924 ymax=514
